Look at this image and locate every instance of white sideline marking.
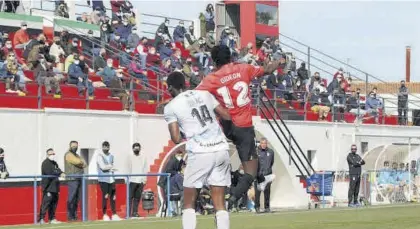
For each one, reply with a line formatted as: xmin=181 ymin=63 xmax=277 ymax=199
xmin=8 ymin=203 xmax=420 ymax=229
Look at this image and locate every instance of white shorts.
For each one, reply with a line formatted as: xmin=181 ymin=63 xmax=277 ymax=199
xmin=183 ymin=150 xmax=231 ymax=189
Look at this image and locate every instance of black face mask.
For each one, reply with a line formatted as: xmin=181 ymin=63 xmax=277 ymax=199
xmin=55 ymin=41 xmax=60 ymax=45
xmin=133 ymin=150 xmax=140 ymax=155
xmin=0 ymin=158 xmax=3 ymax=162
xmin=70 ymin=147 xmax=78 ymax=153
xmin=103 ymin=149 xmax=109 ymax=154
xmin=351 ymin=149 xmax=357 ymax=154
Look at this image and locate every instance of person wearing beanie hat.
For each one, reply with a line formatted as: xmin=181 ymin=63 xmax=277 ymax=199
xmin=97 ymin=141 xmax=121 ymax=221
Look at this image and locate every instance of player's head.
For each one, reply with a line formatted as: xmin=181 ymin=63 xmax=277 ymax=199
xmin=211 ymin=45 xmax=231 ymax=68
xmin=166 ymin=71 xmax=186 ymax=98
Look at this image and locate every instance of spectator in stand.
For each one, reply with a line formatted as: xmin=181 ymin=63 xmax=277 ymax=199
xmin=271 ymin=39 xmax=282 ymax=54
xmin=0 ymin=42 xmax=5 ymax=61
xmin=119 ymin=47 xmax=131 ymax=69
xmin=239 ymin=42 xmax=253 ymax=58
xmin=127 ymin=143 xmax=148 ymax=217
xmin=34 ymin=55 xmax=61 ymax=96
xmin=23 ymin=33 xmax=46 ymax=60
xmin=49 ymin=37 xmax=65 ymax=65
xmin=158 ymin=39 xmax=173 ymax=60
xmin=127 ymin=27 xmax=140 ymax=49
xmin=81 ymin=30 xmax=96 ymax=58
xmin=109 ymin=33 xmax=124 ymax=58
xmin=189 ymin=37 xmax=209 ymax=71
xmin=184 ymin=25 xmax=197 ymax=49
xmin=134 ymin=37 xmax=148 ymax=69
xmin=204 ymin=4 xmax=215 ymax=32
xmin=289 ymin=56 xmax=297 ymax=73
xmin=94 ymin=48 xmax=107 ymax=72
xmin=91 ymin=7 xmax=105 ymax=25
xmin=310 ymin=88 xmax=330 ymax=121
xmin=66 ymin=38 xmax=79 ymax=57
xmin=78 ymin=55 xmax=91 ymax=74
xmin=87 ymin=0 xmax=105 ymax=12
xmin=154 ymin=28 xmax=165 ymax=48
xmin=13 ymin=22 xmax=30 ymax=49
xmin=110 ymin=0 xmax=124 ymax=22
xmin=294 ymin=77 xmax=306 ymax=101
xmin=156 ymin=18 xmax=172 ymax=41
xmin=121 ymin=1 xmax=135 ymax=25
xmin=77 ymin=12 xmax=92 ymax=24
xmin=309 ymin=72 xmax=322 ymax=92
xmin=2 ymin=53 xmax=26 ymax=94
xmin=221 ymin=33 xmax=239 ymax=57
xmin=160 ymin=57 xmax=172 ymax=74
xmin=100 ymin=21 xmax=113 ymax=44
xmin=116 ymin=17 xmax=132 ymax=43
xmin=189 ymin=67 xmax=202 ymax=89
xmin=4 ymin=0 xmax=20 ymax=13
xmin=38 ymin=148 xmax=65 ymax=225
xmin=97 ymin=58 xmax=117 ymax=87
xmin=129 ymin=55 xmax=149 ymax=87
xmin=146 ymin=46 xmax=161 ymax=69
xmin=64 ymin=51 xmax=76 ymax=73
xmin=170 ymin=49 xmax=182 ymax=70
xmin=55 ymin=2 xmax=69 ymax=18
xmin=60 ymin=29 xmax=71 ymax=54
xmin=272 ymin=49 xmax=283 ymax=61
xmin=68 ymin=55 xmax=94 ymax=96
xmin=173 ymin=20 xmax=186 ymax=43
xmin=327 ymin=73 xmax=343 ymax=97
xmin=205 ymin=30 xmax=215 ymax=50
xmin=347 ymin=89 xmax=365 ymax=122
xmin=297 ymin=62 xmax=309 ymax=84
xmin=0 ymin=148 xmax=9 ymax=179
xmin=282 ymin=70 xmax=294 ymax=103
xmin=398 ymin=80 xmax=408 ymax=125
xmin=2 ymin=40 xmax=16 ymax=61
xmin=182 ymin=57 xmax=193 ymax=82
xmin=109 ymin=69 xmax=130 ymax=110
xmin=266 ymin=69 xmax=284 ymax=99
xmin=365 ymin=91 xmax=382 ymax=124
xmin=332 ymin=81 xmax=346 ymax=122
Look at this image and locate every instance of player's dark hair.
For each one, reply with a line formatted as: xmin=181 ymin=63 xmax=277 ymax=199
xmin=211 ymin=45 xmax=231 ymax=68
xmin=167 ymin=72 xmax=186 ymax=90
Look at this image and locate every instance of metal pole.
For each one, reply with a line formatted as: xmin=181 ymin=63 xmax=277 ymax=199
xmin=85 ymin=79 xmax=90 ymax=110
xmin=382 ymin=98 xmax=386 ymax=125
xmin=33 ymin=178 xmax=37 ymax=224
xmin=322 ymin=173 xmax=325 ymax=208
xmin=365 ymin=73 xmax=369 ymax=95
xmin=408 ymin=137 xmax=412 ymax=201
xmin=126 ymin=176 xmax=130 ymax=219
xmin=303 ymin=92 xmax=307 ymax=121
xmin=37 ymin=76 xmax=42 ymax=109
xmin=82 ymin=177 xmax=86 ymax=222
xmin=307 ymin=47 xmax=311 ymax=78
xmin=157 ymin=76 xmax=160 ymax=103
xmin=256 ymin=84 xmax=261 ymax=117
xmin=129 ymin=76 xmax=134 ymax=111
xmin=273 ymin=90 xmax=277 ymax=120
xmin=166 ymin=174 xmax=171 ymax=217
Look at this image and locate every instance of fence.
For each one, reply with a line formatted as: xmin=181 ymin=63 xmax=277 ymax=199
xmin=1 ymin=173 xmax=170 ymax=225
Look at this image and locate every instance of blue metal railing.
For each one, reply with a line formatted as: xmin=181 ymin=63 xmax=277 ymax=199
xmin=7 ymin=173 xmax=171 ymax=224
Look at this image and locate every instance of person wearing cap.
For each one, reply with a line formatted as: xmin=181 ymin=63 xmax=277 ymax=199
xmin=38 ymin=148 xmax=65 ymax=224
xmin=127 ymin=143 xmax=148 ymax=217
xmin=347 ymin=144 xmax=365 ymax=207
xmin=0 ymin=148 xmax=9 ymax=179
xmin=297 ymin=62 xmax=309 ymax=84
xmin=96 ymin=141 xmax=121 ymax=221
xmin=13 ymin=22 xmax=29 ymax=49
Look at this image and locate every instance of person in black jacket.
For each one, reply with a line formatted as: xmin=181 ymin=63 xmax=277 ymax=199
xmin=38 ymin=148 xmax=65 ymax=224
xmin=157 ymin=150 xmax=185 ymax=198
xmin=254 ymin=138 xmax=275 ymax=213
xmin=397 ymin=80 xmax=408 ymax=125
xmin=0 ymin=148 xmax=9 ymax=179
xmin=347 ymin=144 xmax=365 ymax=207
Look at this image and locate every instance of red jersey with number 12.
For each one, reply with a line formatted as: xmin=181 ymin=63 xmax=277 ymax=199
xmin=196 ymin=63 xmax=265 ymax=127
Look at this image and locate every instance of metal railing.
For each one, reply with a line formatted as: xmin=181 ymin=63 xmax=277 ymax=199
xmin=6 ymin=173 xmax=170 ymax=224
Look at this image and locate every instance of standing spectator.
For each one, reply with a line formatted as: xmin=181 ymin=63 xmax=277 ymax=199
xmin=266 ymin=69 xmax=284 ymax=98
xmin=38 ymin=148 xmax=65 ymax=224
xmin=398 ymin=80 xmax=408 ymax=125
xmin=271 ymin=39 xmax=282 ymax=54
xmin=204 ymin=4 xmax=215 ymax=32
xmin=55 ymin=2 xmax=69 ymax=18
xmin=13 ymin=22 xmax=30 ymax=49
xmin=173 ymin=21 xmax=186 ymax=43
xmin=100 ymin=23 xmax=113 ymax=44
xmin=254 ymin=138 xmax=275 ymax=213
xmin=68 ymin=55 xmax=95 ymax=96
xmin=157 ymin=18 xmax=172 ymax=40
xmin=34 ymin=56 xmax=61 ymax=96
xmin=127 ymin=27 xmax=140 ymax=49
xmin=154 ymin=29 xmax=165 ymax=48
xmin=184 ymin=25 xmax=197 ymax=49
xmin=64 ymin=141 xmax=86 ymax=221
xmin=97 ymin=141 xmax=121 ymax=221
xmin=0 ymin=148 xmax=9 ymax=179
xmin=297 ymin=62 xmax=309 ymax=84
xmin=109 ymin=70 xmax=129 ymax=110
xmin=127 ymin=143 xmax=148 ymax=217
xmin=347 ymin=144 xmax=365 ymax=207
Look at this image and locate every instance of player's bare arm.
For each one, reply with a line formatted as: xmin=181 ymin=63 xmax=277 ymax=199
xmin=263 ymin=60 xmax=281 ymax=75
xmin=167 ymin=122 xmax=182 ymax=144
xmin=214 ymin=105 xmax=231 ymax=121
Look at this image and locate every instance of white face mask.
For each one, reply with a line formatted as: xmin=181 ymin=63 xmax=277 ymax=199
xmin=165 ymin=22 xmax=169 ymax=26
xmin=157 ymin=33 xmax=163 ymax=36
xmin=239 ymin=169 xmax=244 ymax=174
xmin=176 ymin=155 xmax=182 ymax=161
xmin=74 ymin=60 xmax=80 ymax=65
xmin=48 ymin=155 xmax=55 ymax=161
xmin=115 ymin=36 xmax=120 ymax=40
xmin=123 ymin=22 xmax=128 ymax=26
xmin=102 ymin=27 xmax=107 ymax=31
xmin=6 ymin=44 xmax=12 ymax=49
xmin=117 ymin=73 xmax=123 ymax=78
xmin=229 ymin=36 xmax=234 ymax=40
xmin=22 ymin=26 xmax=27 ymax=30
xmin=107 ymin=63 xmax=113 ymax=67
xmin=150 ymin=50 xmax=156 ymax=55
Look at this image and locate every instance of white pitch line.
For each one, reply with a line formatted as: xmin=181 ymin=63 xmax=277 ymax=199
xmin=10 ymin=203 xmax=420 ymax=229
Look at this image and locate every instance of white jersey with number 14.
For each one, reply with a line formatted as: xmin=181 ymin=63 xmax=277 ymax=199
xmin=164 ymin=90 xmax=229 ymax=153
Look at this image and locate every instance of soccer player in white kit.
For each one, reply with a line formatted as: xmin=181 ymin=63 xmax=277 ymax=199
xmin=164 ymin=72 xmax=231 ymax=229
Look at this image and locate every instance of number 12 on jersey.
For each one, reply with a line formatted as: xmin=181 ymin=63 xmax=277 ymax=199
xmin=216 ymin=81 xmax=251 ymax=109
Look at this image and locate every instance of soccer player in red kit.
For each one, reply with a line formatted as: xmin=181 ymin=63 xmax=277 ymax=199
xmin=196 ymin=45 xmax=280 ymax=209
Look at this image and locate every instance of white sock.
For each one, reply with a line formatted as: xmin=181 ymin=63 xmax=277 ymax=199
xmin=182 ymin=208 xmax=196 ymax=229
xmin=215 ymin=210 xmax=230 ymax=229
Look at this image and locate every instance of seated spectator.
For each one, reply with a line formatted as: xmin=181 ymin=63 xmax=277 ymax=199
xmin=2 ymin=40 xmax=17 ymax=62
xmin=109 ymin=69 xmax=129 ymax=110
xmin=239 ymin=43 xmax=253 ymax=58
xmin=266 ymin=69 xmax=284 ymax=99
xmin=100 ymin=22 xmax=113 ymax=44
xmin=0 ymin=43 xmax=5 ymax=61
xmin=297 ymin=62 xmax=309 ymax=84
xmin=34 ymin=55 xmax=61 ymax=96
xmin=154 ymin=29 xmax=165 ymax=48
xmin=27 ymin=44 xmax=46 ymax=70
xmin=110 ymin=0 xmax=124 ymax=22
xmin=158 ymin=39 xmax=173 ymax=60
xmin=109 ymin=33 xmax=124 ymax=58
xmin=282 ymin=70 xmax=294 ymax=105
xmin=184 ymin=25 xmax=197 ymax=49
xmin=119 ymin=47 xmax=132 ymax=69
xmin=116 ymin=17 xmax=132 ymax=43
xmin=67 ymin=55 xmax=94 ymax=96
xmin=327 ymin=73 xmax=343 ymax=96
xmin=272 ymin=49 xmax=283 ymax=61
xmin=127 ymin=27 xmax=140 ymax=49
xmin=81 ymin=30 xmax=98 ymax=58
xmin=13 ymin=22 xmax=30 ymax=49
xmin=1 ymin=53 xmax=26 ymax=94
xmin=134 ymin=37 xmax=149 ymax=69
xmin=289 ymin=56 xmax=297 ymax=73
xmin=294 ymin=78 xmax=306 ymax=101
xmin=170 ymin=49 xmax=182 ymax=70
xmin=66 ymin=38 xmax=79 ymax=57
xmin=309 ymin=72 xmax=323 ymax=92
xmin=173 ymin=20 xmax=186 ymax=43
xmin=78 ymin=55 xmax=91 ymax=74
xmin=271 ymin=39 xmax=282 ymax=54
xmin=93 ymin=48 xmax=107 ymax=72
xmin=332 ymin=81 xmax=347 ymax=122
xmin=64 ymin=52 xmax=77 ymax=73
xmin=160 ymin=58 xmax=172 ymax=74
xmin=347 ymin=89 xmax=366 ymax=122
xmin=156 ymin=18 xmax=172 ymax=41
xmin=146 ymin=46 xmax=161 ymax=69
xmin=182 ymin=57 xmax=193 ymax=82
xmin=365 ymin=91 xmax=383 ymax=124
xmin=60 ymin=30 xmax=71 ymax=55
xmin=49 ymin=36 xmax=65 ymax=65
xmin=77 ymin=12 xmax=92 ymax=24
xmin=97 ymin=58 xmax=117 ymax=87
xmin=221 ymin=33 xmax=239 ymax=57
xmin=310 ymin=88 xmax=330 ymax=121
xmin=55 ymin=2 xmax=69 ymax=18
xmin=129 ymin=56 xmax=149 ymax=87
xmin=91 ymin=7 xmax=105 ymax=25
xmin=189 ymin=67 xmax=203 ymax=89
xmin=204 ymin=4 xmax=215 ymax=32
xmin=23 ymin=34 xmax=46 ymax=60
xmin=121 ymin=1 xmax=135 ymax=23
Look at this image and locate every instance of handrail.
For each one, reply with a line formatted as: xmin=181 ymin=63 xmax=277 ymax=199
xmin=7 ymin=173 xmax=171 ymax=224
xmin=141 ymin=13 xmax=194 ymax=23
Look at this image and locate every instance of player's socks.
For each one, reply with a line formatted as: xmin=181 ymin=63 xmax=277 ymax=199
xmin=229 ymin=173 xmax=255 ymax=209
xmin=182 ymin=208 xmax=196 ymax=229
xmin=215 ymin=210 xmax=230 ymax=229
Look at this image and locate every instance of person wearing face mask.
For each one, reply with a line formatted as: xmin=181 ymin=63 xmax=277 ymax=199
xmin=0 ymin=148 xmax=9 ymax=180
xmin=157 ymin=150 xmax=185 ymax=207
xmin=365 ymin=91 xmax=382 ymax=124
xmin=97 ymin=141 xmax=121 ymax=221
xmin=66 ymin=38 xmax=79 ymax=56
xmin=68 ymin=55 xmax=95 ymax=96
xmin=94 ymin=48 xmax=107 ymax=72
xmin=398 ymin=80 xmax=408 ymax=125
xmin=49 ymin=37 xmax=65 ymax=65
xmin=254 ymin=138 xmax=275 ymax=213
xmin=127 ymin=143 xmax=148 ymax=217
xmin=64 ymin=140 xmax=86 ymax=221
xmin=173 ymin=20 xmax=187 ymax=43
xmin=116 ymin=18 xmax=132 ymax=43
xmin=184 ymin=25 xmax=197 ymax=48
xmin=156 ymin=18 xmax=172 ymax=42
xmin=13 ymin=22 xmax=30 ymax=49
xmin=347 ymin=144 xmax=365 ymax=207
xmin=97 ymin=58 xmax=116 ymax=87
xmin=109 ymin=69 xmax=129 ymax=110
xmin=158 ymin=39 xmax=173 ymax=60
xmin=39 ymin=148 xmax=65 ymax=224
xmin=127 ymin=27 xmax=140 ymax=50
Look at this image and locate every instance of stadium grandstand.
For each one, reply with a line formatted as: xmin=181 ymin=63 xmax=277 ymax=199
xmin=0 ymin=1 xmax=420 ymax=229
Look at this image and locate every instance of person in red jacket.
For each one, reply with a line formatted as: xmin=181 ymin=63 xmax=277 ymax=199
xmin=13 ymin=22 xmax=30 ymax=49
